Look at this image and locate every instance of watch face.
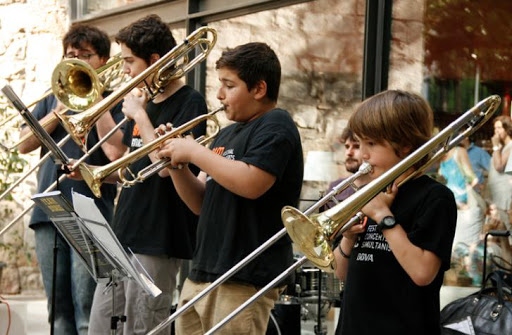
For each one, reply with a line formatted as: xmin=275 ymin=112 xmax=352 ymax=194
xmin=382 ymin=216 xmax=396 ymax=228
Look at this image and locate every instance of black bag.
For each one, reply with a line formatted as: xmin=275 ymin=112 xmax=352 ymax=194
xmin=440 ymin=272 xmax=512 ymax=334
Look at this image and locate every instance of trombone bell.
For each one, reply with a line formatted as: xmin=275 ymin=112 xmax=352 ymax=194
xmin=282 ymin=206 xmax=335 ymax=272
xmin=52 ymin=59 xmax=102 ymax=111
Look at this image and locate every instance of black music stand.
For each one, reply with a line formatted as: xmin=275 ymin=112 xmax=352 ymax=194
xmin=32 ymin=190 xmax=162 ymax=334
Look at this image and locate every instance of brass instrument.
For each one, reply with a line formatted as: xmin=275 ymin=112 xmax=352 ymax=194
xmin=148 ymin=95 xmax=500 ymax=335
xmin=0 ymin=55 xmax=125 ymax=234
xmin=79 ymin=106 xmax=223 ymax=198
xmin=0 ymin=54 xmax=124 ymax=152
xmin=52 ymin=54 xmax=124 ymax=111
xmin=282 ymin=95 xmax=501 ymax=272
xmin=195 ymin=95 xmax=503 ymax=334
xmin=55 ymin=26 xmax=218 ymax=153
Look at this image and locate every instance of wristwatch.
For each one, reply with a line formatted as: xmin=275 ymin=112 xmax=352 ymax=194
xmin=377 ymin=216 xmax=397 ymax=232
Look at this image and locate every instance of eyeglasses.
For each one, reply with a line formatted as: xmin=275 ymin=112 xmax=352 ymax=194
xmin=64 ymin=53 xmax=97 ymax=61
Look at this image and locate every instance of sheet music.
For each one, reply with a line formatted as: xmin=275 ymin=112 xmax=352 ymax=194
xmin=72 ymin=192 xmax=162 ymax=297
xmin=31 ymin=191 xmax=113 ymax=281
xmin=31 ymin=190 xmax=161 ymax=297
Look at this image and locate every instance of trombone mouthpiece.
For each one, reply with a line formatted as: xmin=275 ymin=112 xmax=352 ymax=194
xmin=359 ymin=162 xmax=373 ymax=174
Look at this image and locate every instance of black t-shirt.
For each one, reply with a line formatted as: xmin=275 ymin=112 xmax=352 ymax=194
xmin=28 ymin=93 xmax=124 ymax=227
xmin=189 ymin=108 xmax=304 ymax=287
xmin=340 ymin=175 xmax=457 ymax=335
xmin=112 ymin=85 xmax=206 ymax=258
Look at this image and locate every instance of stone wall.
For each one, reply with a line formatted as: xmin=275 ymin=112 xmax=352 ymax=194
xmin=206 ymin=0 xmax=369 ymax=205
xmin=0 ymin=0 xmax=426 ymax=293
xmin=0 ymin=0 xmax=68 ymax=294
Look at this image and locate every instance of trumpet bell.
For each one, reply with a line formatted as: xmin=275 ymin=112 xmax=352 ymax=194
xmin=282 ymin=206 xmax=335 ymax=272
xmin=52 ymin=59 xmax=102 ymax=111
xmin=79 ymin=163 xmax=102 ymax=198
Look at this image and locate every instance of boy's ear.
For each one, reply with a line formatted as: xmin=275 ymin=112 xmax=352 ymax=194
xmin=400 ymin=145 xmax=413 ymax=158
xmin=99 ymin=56 xmax=109 ymax=66
xmin=149 ymin=53 xmax=160 ymax=65
xmin=252 ymin=80 xmax=268 ymax=100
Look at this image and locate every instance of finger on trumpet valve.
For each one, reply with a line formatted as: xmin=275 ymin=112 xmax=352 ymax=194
xmin=154 ymin=122 xmax=173 ymax=137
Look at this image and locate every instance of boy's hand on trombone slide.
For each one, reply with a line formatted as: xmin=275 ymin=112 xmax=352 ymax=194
xmin=361 ymin=182 xmax=397 ymax=224
xmin=122 ymin=88 xmax=148 ymax=121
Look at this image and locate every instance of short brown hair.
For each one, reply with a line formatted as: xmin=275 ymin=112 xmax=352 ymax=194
xmin=115 ymin=14 xmax=176 ymax=65
xmin=348 ymin=90 xmax=433 ymax=166
xmin=215 ymin=42 xmax=281 ymax=102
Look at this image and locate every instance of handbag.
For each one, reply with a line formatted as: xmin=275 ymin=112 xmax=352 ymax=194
xmin=440 ymin=272 xmax=512 ymax=334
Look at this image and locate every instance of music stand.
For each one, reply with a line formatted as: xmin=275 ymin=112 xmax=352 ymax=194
xmin=31 ymin=190 xmax=161 ymax=334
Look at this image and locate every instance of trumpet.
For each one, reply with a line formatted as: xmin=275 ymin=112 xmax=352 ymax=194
xmin=79 ymin=106 xmax=224 ymax=198
xmin=282 ymin=95 xmax=502 ymax=272
xmin=55 ymin=26 xmax=217 ymax=153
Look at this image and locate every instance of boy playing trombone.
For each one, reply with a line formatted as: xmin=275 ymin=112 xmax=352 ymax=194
xmin=18 ymin=24 xmax=126 ymax=335
xmin=83 ymin=15 xmax=207 ymax=334
xmin=334 ymin=90 xmax=457 ymax=335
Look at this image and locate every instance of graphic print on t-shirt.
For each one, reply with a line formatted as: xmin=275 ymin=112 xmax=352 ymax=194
xmin=207 ymin=146 xmax=234 ymax=182
xmin=131 ymin=124 xmax=143 ymax=148
xmin=355 ymin=223 xmax=391 ymax=263
xmin=212 ymin=146 xmax=225 ymax=156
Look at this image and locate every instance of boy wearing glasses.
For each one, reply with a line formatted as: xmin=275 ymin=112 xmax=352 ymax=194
xmin=18 ymin=25 xmax=126 ymax=335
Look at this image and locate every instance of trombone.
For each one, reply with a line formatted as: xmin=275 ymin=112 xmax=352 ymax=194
xmin=0 ymin=54 xmax=124 ymax=152
xmin=282 ymin=94 xmax=501 ymax=272
xmin=148 ymin=94 xmax=501 ymax=334
xmin=55 ymin=26 xmax=217 ymax=153
xmin=79 ymin=106 xmax=224 ymax=198
xmin=146 ymin=163 xmax=373 ymax=335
